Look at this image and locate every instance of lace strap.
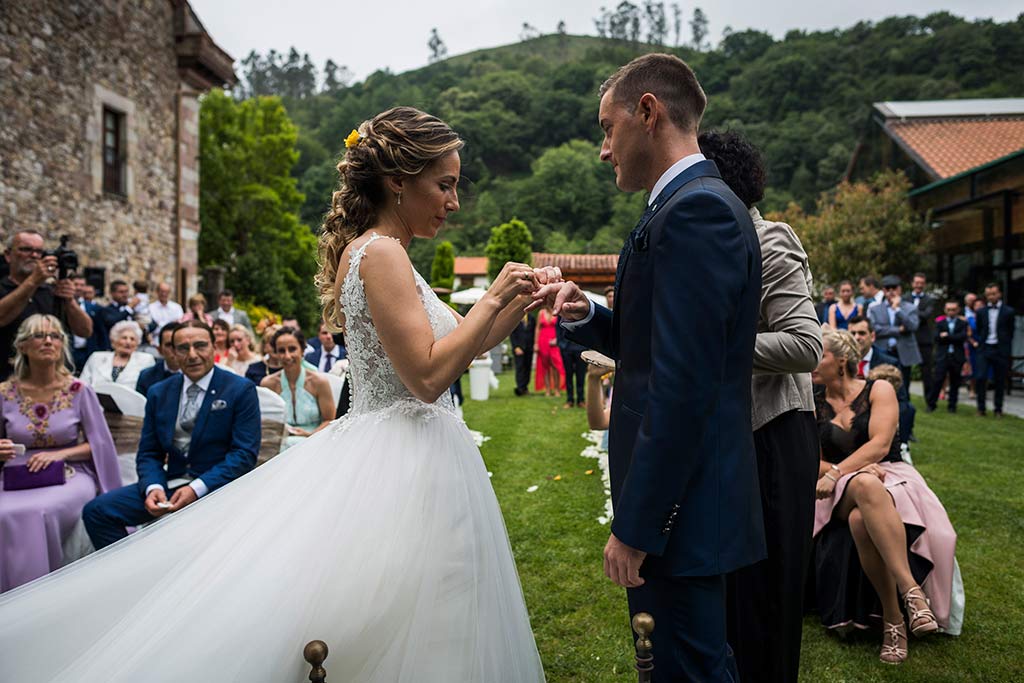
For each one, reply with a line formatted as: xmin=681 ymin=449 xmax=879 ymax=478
xmin=343 ymin=232 xmax=405 ymax=289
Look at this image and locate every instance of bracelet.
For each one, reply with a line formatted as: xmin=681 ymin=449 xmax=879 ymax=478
xmin=824 ymin=473 xmax=838 ymax=483
xmin=829 ymin=463 xmax=841 ymax=476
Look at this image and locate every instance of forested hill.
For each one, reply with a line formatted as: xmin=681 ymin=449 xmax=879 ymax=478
xmin=244 ymin=12 xmax=1024 ymax=265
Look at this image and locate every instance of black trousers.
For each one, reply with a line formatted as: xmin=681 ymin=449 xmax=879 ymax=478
xmin=928 ymin=354 xmax=962 ymax=411
xmin=976 ymin=344 xmax=1010 ymax=413
xmin=916 ymin=341 xmax=934 ymax=399
xmin=514 ymin=350 xmax=533 ymax=393
xmin=727 ymin=409 xmax=819 ymax=683
xmin=561 ymin=349 xmax=586 ymax=404
xmin=628 ymin=574 xmax=738 ymax=682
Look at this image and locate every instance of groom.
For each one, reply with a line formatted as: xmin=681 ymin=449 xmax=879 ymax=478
xmin=533 ymin=54 xmax=765 ymax=681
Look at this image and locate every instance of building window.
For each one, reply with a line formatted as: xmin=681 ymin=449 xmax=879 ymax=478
xmin=102 ymin=107 xmax=126 ymax=195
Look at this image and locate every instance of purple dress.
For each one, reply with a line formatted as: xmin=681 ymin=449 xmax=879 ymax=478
xmin=0 ymin=378 xmax=121 ymax=592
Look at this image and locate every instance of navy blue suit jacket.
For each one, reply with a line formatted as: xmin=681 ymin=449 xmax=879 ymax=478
xmin=975 ymin=303 xmax=1016 ymax=357
xmin=567 ymin=160 xmax=766 ymax=577
xmin=135 ymin=361 xmax=177 ymax=398
xmin=136 ymin=366 xmax=260 ymax=494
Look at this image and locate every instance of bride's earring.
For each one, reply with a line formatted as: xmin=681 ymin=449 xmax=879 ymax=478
xmin=397 ymin=191 xmax=402 ymax=206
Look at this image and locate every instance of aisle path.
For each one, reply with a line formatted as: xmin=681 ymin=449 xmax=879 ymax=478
xmin=910 ymin=384 xmax=1024 ymax=418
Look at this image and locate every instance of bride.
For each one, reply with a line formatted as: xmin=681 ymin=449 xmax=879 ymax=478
xmin=0 ymin=107 xmax=546 ymax=682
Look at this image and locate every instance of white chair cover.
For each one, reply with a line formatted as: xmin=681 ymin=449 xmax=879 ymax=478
xmin=256 ymin=386 xmax=287 ymax=423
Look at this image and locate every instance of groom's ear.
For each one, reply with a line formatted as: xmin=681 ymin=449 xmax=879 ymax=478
xmin=637 ymin=93 xmax=659 ymax=131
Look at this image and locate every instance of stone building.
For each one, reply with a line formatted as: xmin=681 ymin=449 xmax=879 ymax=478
xmin=0 ymin=0 xmax=236 ymax=299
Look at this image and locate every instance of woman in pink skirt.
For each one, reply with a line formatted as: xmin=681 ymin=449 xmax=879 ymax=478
xmin=811 ymin=329 xmax=957 ymax=665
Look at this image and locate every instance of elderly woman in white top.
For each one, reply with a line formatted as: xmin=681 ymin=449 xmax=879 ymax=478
xmin=79 ymin=320 xmax=155 ymax=388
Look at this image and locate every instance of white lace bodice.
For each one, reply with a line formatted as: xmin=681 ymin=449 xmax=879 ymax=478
xmin=339 ymin=233 xmax=458 ymax=417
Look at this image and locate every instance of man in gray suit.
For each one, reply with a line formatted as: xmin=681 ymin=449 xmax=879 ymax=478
xmin=868 ymin=275 xmax=921 ymax=391
xmin=210 ymin=289 xmax=253 ymax=335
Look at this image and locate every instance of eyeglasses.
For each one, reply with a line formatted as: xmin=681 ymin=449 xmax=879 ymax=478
xmin=15 ymin=247 xmax=44 ymax=257
xmin=29 ymin=332 xmax=62 ymax=342
xmin=174 ymin=341 xmax=211 ymax=354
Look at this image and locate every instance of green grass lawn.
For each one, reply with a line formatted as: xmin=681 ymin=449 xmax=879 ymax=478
xmin=463 ymin=374 xmax=1024 ymax=682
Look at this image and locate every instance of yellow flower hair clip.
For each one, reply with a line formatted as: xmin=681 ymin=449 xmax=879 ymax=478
xmin=344 ymin=129 xmax=362 ymax=149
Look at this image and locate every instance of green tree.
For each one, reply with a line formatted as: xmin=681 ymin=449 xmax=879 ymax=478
xmin=780 ymin=170 xmax=931 ymax=285
xmin=485 ymin=219 xmax=534 ymax=280
xmin=198 ymin=90 xmax=319 ymax=330
xmin=430 ymin=240 xmax=456 ymax=303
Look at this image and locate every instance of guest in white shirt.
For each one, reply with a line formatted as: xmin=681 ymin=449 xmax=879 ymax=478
xmin=304 ymin=321 xmax=347 ymax=373
xmin=211 ymin=290 xmax=254 ymax=335
xmin=148 ymin=283 xmax=184 ymax=334
xmin=79 ymin=320 xmax=155 ymax=388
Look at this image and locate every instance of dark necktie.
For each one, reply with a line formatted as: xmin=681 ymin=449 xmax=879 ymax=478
xmin=324 ymin=352 xmax=334 ymax=373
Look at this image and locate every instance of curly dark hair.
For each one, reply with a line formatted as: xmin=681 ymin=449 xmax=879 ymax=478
xmin=697 ymin=130 xmax=767 ymax=209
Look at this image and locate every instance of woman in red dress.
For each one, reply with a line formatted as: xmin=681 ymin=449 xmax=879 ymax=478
xmin=533 ymin=306 xmax=565 ymax=396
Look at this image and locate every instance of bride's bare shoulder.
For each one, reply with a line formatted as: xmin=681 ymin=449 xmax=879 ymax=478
xmin=336 ymin=233 xmax=409 ymax=284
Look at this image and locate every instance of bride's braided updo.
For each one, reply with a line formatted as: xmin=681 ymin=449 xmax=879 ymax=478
xmin=315 ymin=107 xmax=463 ymax=330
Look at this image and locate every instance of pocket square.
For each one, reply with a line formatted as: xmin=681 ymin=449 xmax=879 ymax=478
xmin=210 ymin=399 xmax=228 ymax=411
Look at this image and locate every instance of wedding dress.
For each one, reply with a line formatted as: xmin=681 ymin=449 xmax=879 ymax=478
xmin=0 ymin=233 xmax=546 ymax=682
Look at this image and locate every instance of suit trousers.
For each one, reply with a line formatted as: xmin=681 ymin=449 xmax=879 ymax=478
xmin=976 ymin=344 xmax=1010 ymax=413
xmin=83 ymin=483 xmax=186 ymax=550
xmin=514 ymin=350 xmax=533 ymax=393
xmin=627 ymin=573 xmax=738 ymax=682
xmin=928 ymin=355 xmax=962 ymax=411
xmin=726 ymin=409 xmax=819 ymax=683
xmin=560 ymin=349 xmax=586 ymax=404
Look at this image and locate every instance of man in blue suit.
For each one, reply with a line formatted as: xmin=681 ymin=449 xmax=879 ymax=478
xmin=135 ymin=321 xmax=181 ymax=397
xmin=533 ymin=54 xmax=765 ymax=681
xmin=975 ymin=282 xmax=1016 ymax=416
xmin=84 ymin=320 xmax=261 ymax=549
xmin=304 ymin=320 xmax=346 ymax=373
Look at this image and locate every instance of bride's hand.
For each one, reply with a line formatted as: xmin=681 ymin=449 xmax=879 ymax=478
xmin=485 ymin=262 xmax=538 ymax=307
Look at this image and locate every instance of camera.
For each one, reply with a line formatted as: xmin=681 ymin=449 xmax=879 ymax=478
xmin=44 ymin=235 xmax=79 ymax=281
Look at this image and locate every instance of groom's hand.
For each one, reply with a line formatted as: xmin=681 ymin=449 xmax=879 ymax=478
xmin=527 ymin=280 xmax=590 ymax=320
xmin=604 ymin=533 xmax=646 ymax=588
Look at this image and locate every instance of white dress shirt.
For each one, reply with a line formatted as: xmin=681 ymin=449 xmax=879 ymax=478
xmin=217 ymin=307 xmax=236 ymax=326
xmin=564 ymin=153 xmax=707 ymax=330
xmin=149 ymin=300 xmax=184 ymax=331
xmin=318 ymin=345 xmax=342 ymax=373
xmin=986 ymin=302 xmax=1001 ymax=345
xmin=145 ymin=368 xmax=214 ymax=499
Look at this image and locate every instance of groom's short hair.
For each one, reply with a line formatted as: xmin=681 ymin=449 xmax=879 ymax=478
xmin=599 ymin=53 xmax=706 ymax=134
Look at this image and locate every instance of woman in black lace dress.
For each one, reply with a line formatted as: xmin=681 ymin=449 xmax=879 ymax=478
xmin=811 ymin=329 xmax=957 ymax=664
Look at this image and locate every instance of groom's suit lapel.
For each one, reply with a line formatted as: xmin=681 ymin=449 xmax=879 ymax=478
xmin=613 ymin=159 xmax=722 ymax=297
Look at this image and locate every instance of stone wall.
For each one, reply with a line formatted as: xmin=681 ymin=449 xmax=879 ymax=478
xmin=0 ymin=0 xmax=193 ymax=296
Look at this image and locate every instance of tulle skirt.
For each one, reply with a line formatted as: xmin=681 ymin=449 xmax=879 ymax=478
xmin=0 ymin=404 xmax=545 ymax=682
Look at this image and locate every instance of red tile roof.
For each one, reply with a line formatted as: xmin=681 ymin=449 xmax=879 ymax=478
xmin=885 ymin=117 xmax=1024 ymax=179
xmin=454 ymin=256 xmax=488 ymax=276
xmin=455 ymin=253 xmax=619 ymax=276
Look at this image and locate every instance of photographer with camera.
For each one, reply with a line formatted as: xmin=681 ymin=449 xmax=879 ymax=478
xmin=0 ymin=230 xmax=93 ymax=380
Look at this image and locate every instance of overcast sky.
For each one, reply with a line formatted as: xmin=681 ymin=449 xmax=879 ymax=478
xmin=190 ymin=1 xmax=1020 ymax=82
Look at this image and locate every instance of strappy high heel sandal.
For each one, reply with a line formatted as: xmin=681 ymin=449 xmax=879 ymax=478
xmin=879 ymin=621 xmax=908 ymax=664
xmin=903 ymin=585 xmax=940 ymax=636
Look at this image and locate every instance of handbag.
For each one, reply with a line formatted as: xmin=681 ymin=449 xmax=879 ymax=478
xmin=2 ymin=460 xmax=71 ymax=491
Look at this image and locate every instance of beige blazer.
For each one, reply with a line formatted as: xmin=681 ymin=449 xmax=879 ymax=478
xmin=749 ymin=208 xmax=823 ymax=431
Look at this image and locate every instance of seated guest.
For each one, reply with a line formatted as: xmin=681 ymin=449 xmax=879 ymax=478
xmin=811 ymin=329 xmax=957 ymax=665
xmin=225 ymin=324 xmax=258 ymax=376
xmin=179 ymin=293 xmax=214 ymax=326
xmin=211 ymin=319 xmax=232 ymax=367
xmin=868 ymin=364 xmax=916 ymax=450
xmin=0 ymin=314 xmax=120 ymax=591
xmin=244 ymin=324 xmax=283 ymax=385
xmin=135 ymin=322 xmax=181 ymax=397
xmin=927 ymin=300 xmax=968 ymax=413
xmin=847 ymin=315 xmax=898 ymax=379
xmin=304 ymin=320 xmax=346 ymax=373
xmin=260 ymin=327 xmax=335 ymax=450
xmin=82 ymin=321 xmax=260 ymax=549
xmin=78 ymin=320 xmax=155 ymax=388
xmin=827 ymin=280 xmax=861 ymax=330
